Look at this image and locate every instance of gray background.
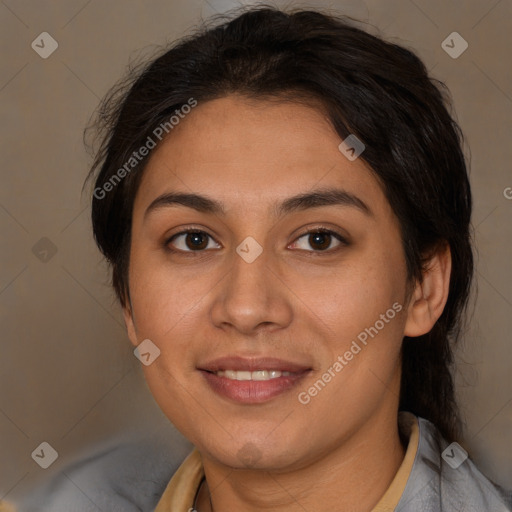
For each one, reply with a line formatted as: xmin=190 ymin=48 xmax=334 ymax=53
xmin=1 ymin=0 xmax=511 ymax=505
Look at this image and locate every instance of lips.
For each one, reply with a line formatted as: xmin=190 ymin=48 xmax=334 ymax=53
xmin=198 ymin=356 xmax=312 ymax=404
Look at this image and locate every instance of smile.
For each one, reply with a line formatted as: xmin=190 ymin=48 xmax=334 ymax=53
xmin=198 ymin=356 xmax=312 ymax=404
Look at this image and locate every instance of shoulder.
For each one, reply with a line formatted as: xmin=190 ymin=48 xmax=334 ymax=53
xmin=13 ymin=429 xmax=193 ymax=512
xmin=397 ymin=415 xmax=512 ymax=512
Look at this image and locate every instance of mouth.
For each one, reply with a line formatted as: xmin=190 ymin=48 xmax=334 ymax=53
xmin=198 ymin=356 xmax=312 ymax=404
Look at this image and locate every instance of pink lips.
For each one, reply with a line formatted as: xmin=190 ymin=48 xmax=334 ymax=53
xmin=198 ymin=356 xmax=312 ymax=404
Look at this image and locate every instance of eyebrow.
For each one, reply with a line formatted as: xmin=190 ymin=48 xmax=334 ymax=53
xmin=143 ymin=187 xmax=373 ymax=222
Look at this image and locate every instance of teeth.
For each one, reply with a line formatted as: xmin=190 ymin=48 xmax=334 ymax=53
xmin=215 ymin=370 xmax=292 ymax=380
xmin=253 ymin=370 xmax=270 ymax=381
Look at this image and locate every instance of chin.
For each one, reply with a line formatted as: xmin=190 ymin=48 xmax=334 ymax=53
xmin=199 ymin=434 xmax=307 ymax=472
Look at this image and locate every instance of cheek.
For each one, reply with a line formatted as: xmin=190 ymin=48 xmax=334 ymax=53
xmin=128 ymin=250 xmax=213 ymax=339
xmin=295 ymin=270 xmax=406 ymax=426
xmin=309 ymin=253 xmax=405 ymax=338
xmin=333 ymin=250 xmax=406 ymax=354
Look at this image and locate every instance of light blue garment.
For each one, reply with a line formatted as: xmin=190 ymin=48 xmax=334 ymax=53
xmin=14 ymin=427 xmax=193 ymax=512
xmin=396 ymin=416 xmax=512 ymax=511
xmin=13 ymin=414 xmax=512 ymax=511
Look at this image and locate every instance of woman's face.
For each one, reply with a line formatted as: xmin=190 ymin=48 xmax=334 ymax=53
xmin=124 ymin=95 xmax=413 ymax=470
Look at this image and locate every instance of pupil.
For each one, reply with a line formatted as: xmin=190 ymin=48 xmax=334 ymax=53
xmin=311 ymin=232 xmax=330 ymax=250
xmin=187 ymin=232 xmax=207 ymax=250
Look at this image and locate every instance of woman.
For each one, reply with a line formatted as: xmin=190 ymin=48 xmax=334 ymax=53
xmin=84 ymin=6 xmax=512 ymax=511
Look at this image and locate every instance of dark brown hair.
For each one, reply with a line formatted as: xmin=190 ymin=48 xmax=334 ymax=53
xmin=84 ymin=5 xmax=473 ymax=442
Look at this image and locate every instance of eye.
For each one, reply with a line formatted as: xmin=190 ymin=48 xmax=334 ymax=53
xmin=165 ymin=227 xmax=348 ymax=254
xmin=166 ymin=230 xmax=220 ymax=252
xmin=289 ymin=228 xmax=347 ymax=252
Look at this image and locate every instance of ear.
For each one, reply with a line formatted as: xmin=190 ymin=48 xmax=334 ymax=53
xmin=404 ymin=242 xmax=452 ymax=337
xmin=122 ymin=298 xmax=139 ymax=348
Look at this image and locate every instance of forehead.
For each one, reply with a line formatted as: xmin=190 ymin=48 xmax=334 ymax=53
xmin=133 ymin=95 xmax=388 ymax=218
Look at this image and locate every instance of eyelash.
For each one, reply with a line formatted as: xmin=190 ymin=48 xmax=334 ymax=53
xmin=164 ymin=226 xmax=349 ymax=255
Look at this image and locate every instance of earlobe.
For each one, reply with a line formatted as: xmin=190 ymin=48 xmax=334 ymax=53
xmin=122 ymin=302 xmax=139 ymax=347
xmin=404 ymin=243 xmax=452 ymax=338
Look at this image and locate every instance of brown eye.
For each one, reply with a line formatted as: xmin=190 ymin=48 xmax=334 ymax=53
xmin=290 ymin=229 xmax=347 ymax=252
xmin=185 ymin=232 xmax=209 ymax=250
xmin=167 ymin=230 xmax=219 ymax=252
xmin=308 ymin=232 xmax=332 ymax=251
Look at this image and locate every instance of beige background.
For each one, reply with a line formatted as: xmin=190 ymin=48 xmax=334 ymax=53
xmin=1 ymin=0 xmax=511 ymax=504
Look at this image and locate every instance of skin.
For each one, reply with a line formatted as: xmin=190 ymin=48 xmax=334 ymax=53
xmin=123 ymin=95 xmax=451 ymax=511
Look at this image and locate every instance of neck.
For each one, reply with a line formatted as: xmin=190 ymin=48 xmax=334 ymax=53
xmin=196 ymin=404 xmax=407 ymax=512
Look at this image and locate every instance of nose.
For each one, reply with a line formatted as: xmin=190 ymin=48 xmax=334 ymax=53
xmin=210 ymin=244 xmax=293 ymax=335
